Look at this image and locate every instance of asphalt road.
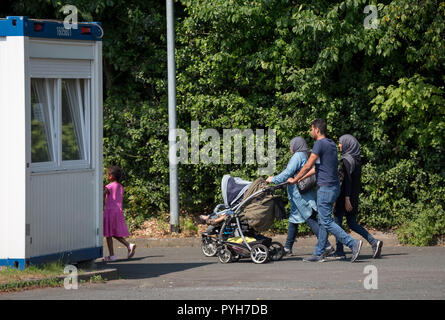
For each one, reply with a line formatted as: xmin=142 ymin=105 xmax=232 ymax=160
xmin=2 ymin=240 xmax=445 ymax=300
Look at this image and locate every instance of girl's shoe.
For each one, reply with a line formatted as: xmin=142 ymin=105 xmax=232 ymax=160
xmin=103 ymin=255 xmax=117 ymax=262
xmin=128 ymin=243 xmax=137 ymax=259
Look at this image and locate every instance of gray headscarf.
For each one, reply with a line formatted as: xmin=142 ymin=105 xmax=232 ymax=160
xmin=339 ymin=134 xmax=361 ymax=175
xmin=290 ymin=136 xmax=310 ymax=158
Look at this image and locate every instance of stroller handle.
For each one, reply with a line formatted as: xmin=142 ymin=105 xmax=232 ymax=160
xmin=266 ymin=181 xmax=289 ymax=191
xmin=231 ymin=180 xmax=289 ymax=216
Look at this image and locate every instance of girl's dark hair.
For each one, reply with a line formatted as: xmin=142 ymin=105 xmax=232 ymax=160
xmin=107 ymin=166 xmax=123 ymax=183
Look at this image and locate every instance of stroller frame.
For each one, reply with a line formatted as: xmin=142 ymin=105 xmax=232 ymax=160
xmin=214 ymin=181 xmax=288 ymax=263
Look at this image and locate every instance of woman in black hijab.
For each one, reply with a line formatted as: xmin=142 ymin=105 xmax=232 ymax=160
xmin=328 ymin=134 xmax=383 ymax=260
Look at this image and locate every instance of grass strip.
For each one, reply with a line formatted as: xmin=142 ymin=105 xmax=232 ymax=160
xmin=0 ymin=261 xmax=100 ymax=293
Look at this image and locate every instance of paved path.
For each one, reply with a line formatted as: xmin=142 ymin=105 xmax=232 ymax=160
xmin=2 ymin=235 xmax=445 ymax=300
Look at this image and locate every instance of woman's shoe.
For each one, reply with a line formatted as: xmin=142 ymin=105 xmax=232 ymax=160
xmin=284 ymin=247 xmax=293 ymax=256
xmin=322 ymin=246 xmax=335 ymax=258
xmin=372 ymin=240 xmax=383 ymax=259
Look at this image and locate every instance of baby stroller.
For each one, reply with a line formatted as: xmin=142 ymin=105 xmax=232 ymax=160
xmin=201 ymin=175 xmax=288 ymax=264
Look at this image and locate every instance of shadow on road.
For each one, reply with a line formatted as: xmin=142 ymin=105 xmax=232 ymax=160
xmin=104 ymin=262 xmax=214 ymax=280
xmin=358 ymin=252 xmax=409 ymax=260
xmin=282 ymin=252 xmax=408 ymax=263
xmin=95 ymin=255 xmax=164 ymax=265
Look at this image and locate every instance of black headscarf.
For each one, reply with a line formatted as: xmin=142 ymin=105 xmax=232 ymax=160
xmin=290 ymin=136 xmax=310 ymax=158
xmin=339 ymin=134 xmax=361 ymax=175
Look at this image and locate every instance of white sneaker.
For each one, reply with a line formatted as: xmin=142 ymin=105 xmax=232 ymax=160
xmin=104 ymin=255 xmax=117 ymax=262
xmin=127 ymin=243 xmax=136 ymax=259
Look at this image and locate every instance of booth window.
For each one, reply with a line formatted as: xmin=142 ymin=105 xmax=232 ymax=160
xmin=31 ymin=78 xmax=91 ymax=171
xmin=31 ymin=78 xmax=56 ymax=163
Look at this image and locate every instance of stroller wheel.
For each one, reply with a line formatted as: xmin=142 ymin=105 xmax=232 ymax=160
xmin=218 ymin=246 xmax=233 ymax=264
xmin=250 ymin=244 xmax=269 ymax=264
xmin=201 ymin=237 xmax=218 ymax=257
xmin=269 ymin=241 xmax=285 ymax=261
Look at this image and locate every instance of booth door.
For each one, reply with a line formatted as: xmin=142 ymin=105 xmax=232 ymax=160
xmin=28 ymin=58 xmax=99 ymax=258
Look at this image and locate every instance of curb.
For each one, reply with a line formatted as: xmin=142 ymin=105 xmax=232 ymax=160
xmin=118 ymin=231 xmax=400 ymax=249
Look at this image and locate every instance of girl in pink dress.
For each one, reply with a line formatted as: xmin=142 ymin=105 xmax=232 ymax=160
xmin=103 ymin=166 xmax=136 ymax=261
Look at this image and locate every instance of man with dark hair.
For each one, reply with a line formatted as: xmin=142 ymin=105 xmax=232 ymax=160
xmin=311 ymin=118 xmax=327 ymax=136
xmin=288 ymin=119 xmax=362 ymax=262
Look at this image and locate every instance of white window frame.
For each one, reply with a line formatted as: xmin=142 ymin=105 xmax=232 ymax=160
xmin=30 ymin=77 xmax=91 ymax=172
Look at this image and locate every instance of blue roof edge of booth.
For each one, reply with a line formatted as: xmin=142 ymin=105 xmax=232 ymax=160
xmin=0 ymin=246 xmax=103 ymax=270
xmin=0 ymin=16 xmax=102 ymax=41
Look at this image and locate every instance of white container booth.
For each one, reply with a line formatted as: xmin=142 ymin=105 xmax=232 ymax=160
xmin=0 ymin=16 xmax=103 ymax=269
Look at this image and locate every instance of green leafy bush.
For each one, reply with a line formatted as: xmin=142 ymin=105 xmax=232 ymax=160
xmin=396 ymin=203 xmax=445 ymax=246
xmin=359 ymin=159 xmax=445 ymax=244
xmin=3 ymin=0 xmax=444 ymax=245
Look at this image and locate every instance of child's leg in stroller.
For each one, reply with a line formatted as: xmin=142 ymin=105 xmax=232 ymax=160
xmin=206 ymin=225 xmax=217 ymax=234
xmin=207 ymin=214 xmax=226 ymax=225
xmin=200 ymin=213 xmax=223 ymax=224
xmin=306 ymin=210 xmax=333 ymax=249
xmin=285 ymin=222 xmax=299 ymax=251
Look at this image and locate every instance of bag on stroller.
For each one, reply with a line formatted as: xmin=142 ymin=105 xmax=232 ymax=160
xmin=238 ymin=177 xmax=286 ymax=231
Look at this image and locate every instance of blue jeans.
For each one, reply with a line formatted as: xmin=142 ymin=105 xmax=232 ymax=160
xmin=314 ymin=185 xmax=356 ymax=256
xmin=334 ymin=212 xmax=377 ymax=255
xmin=285 ymin=211 xmax=332 ymax=250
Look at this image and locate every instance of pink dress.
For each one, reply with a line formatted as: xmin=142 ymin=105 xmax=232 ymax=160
xmin=103 ymin=181 xmax=130 ymax=237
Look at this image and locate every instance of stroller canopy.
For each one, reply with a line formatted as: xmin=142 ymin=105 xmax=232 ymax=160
xmin=221 ymin=175 xmax=252 ymax=207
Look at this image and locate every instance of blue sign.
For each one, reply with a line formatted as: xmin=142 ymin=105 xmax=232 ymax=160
xmin=0 ymin=16 xmax=102 ymax=41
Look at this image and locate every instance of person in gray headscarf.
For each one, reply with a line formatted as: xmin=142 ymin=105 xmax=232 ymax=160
xmin=289 ymin=136 xmax=311 ymax=159
xmin=326 ymin=134 xmax=383 ymax=260
xmin=266 ymin=136 xmax=334 ymax=256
